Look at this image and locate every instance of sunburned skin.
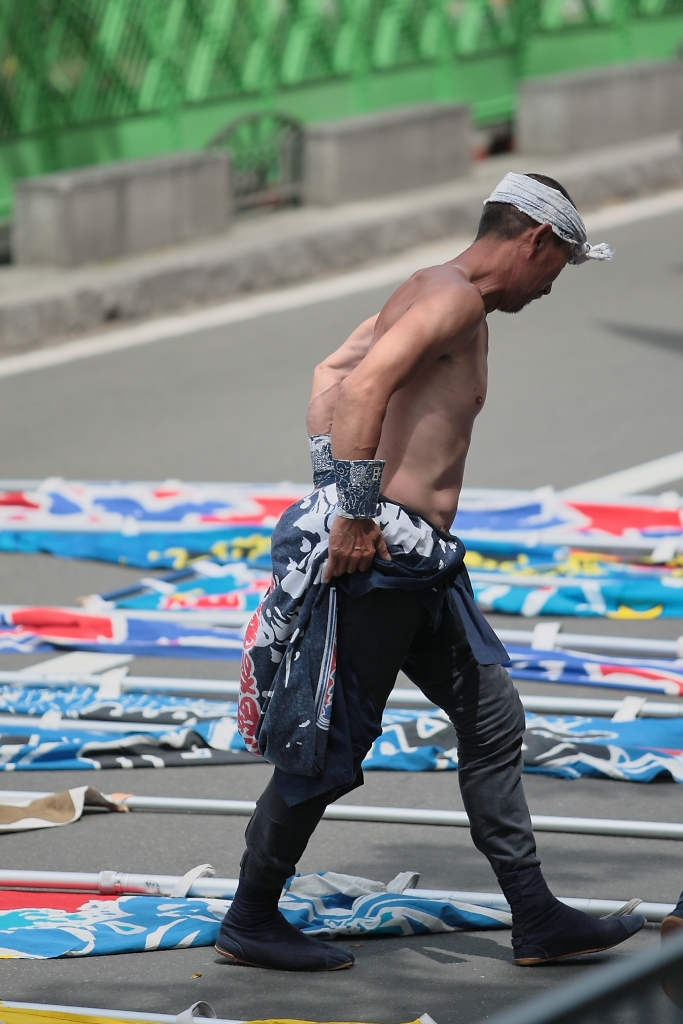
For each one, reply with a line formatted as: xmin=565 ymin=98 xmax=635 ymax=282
xmin=307 ymin=218 xmax=572 ymax=580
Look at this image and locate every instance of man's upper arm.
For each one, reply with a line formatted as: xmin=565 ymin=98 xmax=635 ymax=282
xmin=342 ymin=287 xmax=483 ymax=403
xmin=318 ymin=314 xmax=379 ymax=378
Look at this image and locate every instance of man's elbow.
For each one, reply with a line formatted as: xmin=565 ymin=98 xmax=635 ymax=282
xmin=337 ymin=375 xmax=378 ymax=408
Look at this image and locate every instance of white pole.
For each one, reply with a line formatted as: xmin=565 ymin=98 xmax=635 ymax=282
xmin=0 ymin=868 xmax=239 ymax=898
xmin=408 ymin=890 xmax=675 ymax=924
xmin=0 ymin=605 xmax=249 ymax=630
xmin=389 ymin=688 xmax=683 ymax=718
xmin=0 ymin=670 xmax=243 ymax=697
xmin=0 ymin=714 xmax=205 ymax=735
xmin=1 ymin=793 xmax=680 ymax=841
xmin=458 ymin=528 xmax=683 ymax=556
xmin=2 ymin=693 xmax=680 ymax=725
xmin=497 ymin=627 xmax=683 ymax=658
xmin=0 ymin=872 xmax=673 ymax=924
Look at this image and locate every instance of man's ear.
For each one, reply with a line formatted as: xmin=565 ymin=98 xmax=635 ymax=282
xmin=528 ymin=222 xmax=554 ymax=256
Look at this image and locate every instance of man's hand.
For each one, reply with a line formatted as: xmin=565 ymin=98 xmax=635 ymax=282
xmin=324 ymin=517 xmax=392 ymax=582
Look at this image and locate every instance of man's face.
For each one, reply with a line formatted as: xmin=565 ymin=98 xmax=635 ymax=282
xmin=499 ymin=232 xmax=572 ymax=314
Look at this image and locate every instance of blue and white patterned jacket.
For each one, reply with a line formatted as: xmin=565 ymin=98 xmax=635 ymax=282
xmin=238 ymin=484 xmax=507 ymax=782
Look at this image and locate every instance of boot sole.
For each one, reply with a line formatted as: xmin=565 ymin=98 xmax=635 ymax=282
xmin=661 ymin=915 xmax=683 ymax=940
xmin=515 ymin=921 xmax=646 ymax=966
xmin=214 ymin=942 xmax=355 ymax=972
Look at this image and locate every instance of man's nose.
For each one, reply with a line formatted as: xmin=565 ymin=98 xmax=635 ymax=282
xmin=542 ymin=283 xmax=553 ymax=295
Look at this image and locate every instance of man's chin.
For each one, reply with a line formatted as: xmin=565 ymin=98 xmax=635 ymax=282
xmin=501 ymin=295 xmax=536 ymax=314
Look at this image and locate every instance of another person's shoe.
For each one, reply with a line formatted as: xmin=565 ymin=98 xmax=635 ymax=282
xmin=499 ymin=865 xmax=645 ymax=966
xmin=661 ymin=890 xmax=683 ymax=940
xmin=215 ymin=878 xmax=355 ymax=972
xmin=661 ymin=890 xmax=683 ymax=1009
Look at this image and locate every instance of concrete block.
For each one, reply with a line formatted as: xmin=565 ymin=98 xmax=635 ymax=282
xmin=517 ymin=60 xmax=683 ymax=154
xmin=12 ymin=150 xmax=232 ymax=266
xmin=304 ymin=103 xmax=471 ymax=205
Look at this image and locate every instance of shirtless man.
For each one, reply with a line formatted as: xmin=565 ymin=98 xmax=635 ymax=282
xmin=216 ymin=172 xmax=644 ymax=972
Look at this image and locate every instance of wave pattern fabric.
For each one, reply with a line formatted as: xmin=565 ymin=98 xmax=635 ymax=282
xmin=0 ymin=872 xmax=510 ymax=958
xmin=0 ymin=685 xmax=681 ymax=781
xmin=0 ymin=716 xmax=255 ymax=771
xmin=371 ymin=710 xmax=683 ymax=783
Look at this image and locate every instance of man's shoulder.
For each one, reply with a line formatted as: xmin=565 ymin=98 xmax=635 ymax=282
xmin=413 ymin=265 xmax=484 ymax=324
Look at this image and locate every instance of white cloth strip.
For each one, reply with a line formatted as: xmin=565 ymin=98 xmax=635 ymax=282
xmin=485 ymin=172 xmax=614 ymax=265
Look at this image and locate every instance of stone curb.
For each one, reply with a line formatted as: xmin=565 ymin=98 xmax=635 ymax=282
xmin=0 ymin=132 xmax=681 ymax=355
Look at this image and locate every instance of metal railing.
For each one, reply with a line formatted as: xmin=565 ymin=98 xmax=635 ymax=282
xmin=478 ymin=928 xmax=683 ymax=1024
xmin=0 ymin=0 xmax=683 ymax=217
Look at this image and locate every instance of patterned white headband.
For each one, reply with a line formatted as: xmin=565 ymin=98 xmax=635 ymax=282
xmin=484 ymin=172 xmax=614 ymax=266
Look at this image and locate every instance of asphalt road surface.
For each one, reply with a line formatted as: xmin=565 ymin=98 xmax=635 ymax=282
xmin=0 ymin=200 xmax=682 ymax=1024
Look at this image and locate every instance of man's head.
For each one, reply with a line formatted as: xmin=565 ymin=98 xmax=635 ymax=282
xmin=474 ymin=172 xmax=613 ymax=314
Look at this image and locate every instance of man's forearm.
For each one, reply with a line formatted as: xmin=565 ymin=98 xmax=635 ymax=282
xmin=306 ymin=314 xmax=380 ymax=436
xmin=306 ymin=366 xmax=342 ymax=436
xmin=330 ymin=382 xmax=386 ymax=462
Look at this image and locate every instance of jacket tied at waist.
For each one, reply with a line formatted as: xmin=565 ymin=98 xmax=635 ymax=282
xmin=238 ymin=484 xmax=508 ymax=778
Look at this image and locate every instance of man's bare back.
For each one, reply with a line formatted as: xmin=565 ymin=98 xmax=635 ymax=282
xmin=308 ymin=215 xmax=571 ymax=580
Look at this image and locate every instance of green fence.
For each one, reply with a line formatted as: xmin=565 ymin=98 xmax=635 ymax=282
xmin=1 ymin=0 xmax=683 ymax=219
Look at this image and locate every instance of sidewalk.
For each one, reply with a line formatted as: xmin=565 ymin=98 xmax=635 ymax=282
xmin=0 ymin=131 xmax=681 ymax=355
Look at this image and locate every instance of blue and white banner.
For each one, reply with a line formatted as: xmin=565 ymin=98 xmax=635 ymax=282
xmin=371 ymin=710 xmax=683 ymax=783
xmin=0 ymin=686 xmax=681 ymax=781
xmin=0 ymin=872 xmax=510 ymax=958
xmin=0 ymin=607 xmax=244 ymax=660
xmin=0 ymin=481 xmax=308 ymax=569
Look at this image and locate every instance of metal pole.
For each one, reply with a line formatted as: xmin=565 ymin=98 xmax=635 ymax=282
xmin=497 ymin=628 xmax=683 ymax=658
xmin=1 ymin=673 xmax=681 ymax=708
xmin=2 ymin=691 xmax=681 ymax=722
xmin=1 ymin=793 xmax=680 ymax=841
xmin=458 ymin=528 xmax=683 ymax=556
xmin=408 ymin=890 xmax=675 ymax=923
xmin=389 ymin=688 xmax=683 ymax=718
xmin=0 ymin=670 xmax=242 ymax=697
xmin=0 ymin=714 xmax=204 ymax=735
xmin=0 ymin=868 xmax=239 ymax=898
xmin=0 ymin=605 xmax=249 ymax=630
xmin=0 ymin=871 xmax=674 ymax=923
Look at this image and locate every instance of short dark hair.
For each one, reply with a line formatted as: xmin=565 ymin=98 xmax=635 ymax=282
xmin=476 ymin=173 xmax=577 ymax=242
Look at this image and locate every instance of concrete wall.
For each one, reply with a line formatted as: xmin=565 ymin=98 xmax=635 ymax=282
xmin=517 ymin=60 xmax=683 ymax=155
xmin=304 ymin=103 xmax=471 ymax=205
xmin=13 ymin=150 xmax=232 ymax=266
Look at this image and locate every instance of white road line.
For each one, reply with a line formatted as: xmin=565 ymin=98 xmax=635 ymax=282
xmin=0 ymin=235 xmax=470 ymax=382
xmin=562 ymin=450 xmax=683 ymax=497
xmin=583 ymin=187 xmax=683 ymax=232
xmin=1 ymin=184 xmax=683 ymax=383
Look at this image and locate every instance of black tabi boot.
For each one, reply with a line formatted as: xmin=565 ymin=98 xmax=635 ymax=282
xmin=662 ymin=889 xmax=683 ymax=940
xmin=499 ymin=865 xmax=645 ymax=966
xmin=215 ymin=878 xmax=355 ymax=972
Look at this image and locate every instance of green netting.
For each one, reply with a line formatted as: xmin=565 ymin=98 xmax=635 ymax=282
xmin=0 ymin=0 xmax=681 ymax=218
xmin=2 ymin=0 xmax=680 ymax=141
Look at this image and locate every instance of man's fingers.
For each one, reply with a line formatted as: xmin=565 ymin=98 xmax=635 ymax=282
xmin=376 ymin=533 xmax=392 ymax=561
xmin=324 ymin=551 xmax=341 ymax=582
xmin=358 ymin=551 xmax=375 ymax=573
